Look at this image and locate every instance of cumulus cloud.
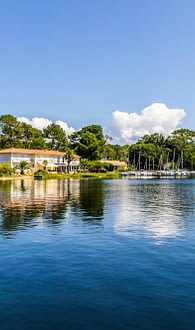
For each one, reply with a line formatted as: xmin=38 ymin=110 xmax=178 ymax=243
xmin=17 ymin=117 xmax=75 ymax=136
xmin=18 ymin=117 xmax=52 ymax=130
xmin=107 ymin=103 xmax=186 ymax=144
xmin=55 ymin=120 xmax=75 ymax=136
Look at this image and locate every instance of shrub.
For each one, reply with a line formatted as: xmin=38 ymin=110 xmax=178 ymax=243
xmin=0 ymin=162 xmax=13 ymax=176
xmin=80 ymin=159 xmax=114 ymax=172
xmin=34 ymin=169 xmax=46 ymax=176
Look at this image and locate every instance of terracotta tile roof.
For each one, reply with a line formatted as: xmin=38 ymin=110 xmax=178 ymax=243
xmin=0 ymin=148 xmax=65 ymax=156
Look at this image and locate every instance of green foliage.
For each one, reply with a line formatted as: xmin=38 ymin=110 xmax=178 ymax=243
xmin=128 ymin=131 xmax=195 ymax=171
xmin=65 ymin=148 xmax=75 ymax=172
xmin=70 ymin=125 xmax=106 ymax=160
xmin=44 ymin=123 xmax=68 ymax=150
xmin=80 ymin=159 xmax=114 ymax=172
xmin=0 ymin=114 xmax=23 ymax=148
xmin=32 ymin=171 xmax=120 ymax=180
xmin=0 ymin=114 xmax=68 ymax=151
xmin=0 ymin=113 xmax=195 ymax=172
xmin=0 ymin=114 xmax=46 ymax=150
xmin=0 ymin=162 xmax=13 ymax=176
xmin=139 ymin=133 xmax=166 ymax=146
xmin=35 ymin=168 xmax=46 ymax=175
xmin=102 ymin=144 xmax=116 ymax=160
xmin=17 ymin=161 xmax=30 ymax=175
xmin=20 ymin=122 xmax=46 ymax=149
xmin=80 ymin=125 xmax=105 ymax=141
xmin=103 ymin=144 xmax=128 ymax=161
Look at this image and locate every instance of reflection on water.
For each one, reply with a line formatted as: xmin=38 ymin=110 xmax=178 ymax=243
xmin=108 ymin=180 xmax=195 ymax=242
xmin=0 ymin=178 xmax=194 ymax=243
xmin=79 ymin=180 xmax=104 ymax=220
xmin=0 ymin=179 xmax=105 ymax=237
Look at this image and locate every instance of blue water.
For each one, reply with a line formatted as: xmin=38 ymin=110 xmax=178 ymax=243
xmin=0 ymin=178 xmax=195 ymax=329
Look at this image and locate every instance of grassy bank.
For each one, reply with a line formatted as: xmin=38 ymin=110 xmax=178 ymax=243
xmin=43 ymin=171 xmax=121 ymax=180
xmin=0 ymin=171 xmax=121 ymax=180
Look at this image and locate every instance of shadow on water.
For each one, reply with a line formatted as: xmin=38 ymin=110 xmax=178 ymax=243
xmin=78 ymin=180 xmax=104 ymax=221
xmin=0 ymin=178 xmax=105 ymax=237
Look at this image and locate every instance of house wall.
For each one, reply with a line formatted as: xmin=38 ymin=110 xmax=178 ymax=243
xmin=0 ymin=154 xmax=11 ymax=164
xmin=9 ymin=154 xmax=64 ymax=169
xmin=11 ymin=153 xmax=33 ymax=167
xmin=34 ymin=155 xmax=63 ymax=164
xmin=0 ymin=150 xmax=80 ymax=172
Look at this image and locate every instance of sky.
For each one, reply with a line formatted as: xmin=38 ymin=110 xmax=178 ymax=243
xmin=0 ymin=0 xmax=195 ymax=144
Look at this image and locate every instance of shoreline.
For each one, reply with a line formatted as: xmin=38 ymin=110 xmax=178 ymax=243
xmin=0 ymin=172 xmax=121 ymax=180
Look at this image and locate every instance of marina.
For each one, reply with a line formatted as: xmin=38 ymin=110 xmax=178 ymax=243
xmin=121 ymin=170 xmax=193 ymax=178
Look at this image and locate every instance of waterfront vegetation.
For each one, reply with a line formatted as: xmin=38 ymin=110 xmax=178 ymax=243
xmin=0 ymin=162 xmax=13 ymax=177
xmin=0 ymin=114 xmax=195 ymax=177
xmin=44 ymin=171 xmax=120 ymax=180
xmin=128 ymin=130 xmax=195 ymax=171
xmin=0 ymin=160 xmax=121 ymax=179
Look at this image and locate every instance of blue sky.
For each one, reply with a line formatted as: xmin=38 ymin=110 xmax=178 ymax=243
xmin=0 ymin=0 xmax=195 ymax=142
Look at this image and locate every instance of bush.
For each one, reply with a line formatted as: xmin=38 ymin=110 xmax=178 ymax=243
xmin=34 ymin=169 xmax=46 ymax=176
xmin=80 ymin=159 xmax=114 ymax=172
xmin=0 ymin=162 xmax=13 ymax=176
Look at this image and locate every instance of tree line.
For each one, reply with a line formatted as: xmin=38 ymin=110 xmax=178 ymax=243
xmin=0 ymin=114 xmax=195 ymax=171
xmin=0 ymin=114 xmax=128 ymax=162
xmin=128 ymin=130 xmax=195 ymax=171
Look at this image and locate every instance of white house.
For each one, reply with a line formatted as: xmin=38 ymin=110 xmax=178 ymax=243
xmin=0 ymin=148 xmax=80 ymax=173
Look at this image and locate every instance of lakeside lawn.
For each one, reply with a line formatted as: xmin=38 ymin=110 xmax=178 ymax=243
xmin=0 ymin=171 xmax=121 ymax=180
xmin=36 ymin=171 xmax=121 ymax=180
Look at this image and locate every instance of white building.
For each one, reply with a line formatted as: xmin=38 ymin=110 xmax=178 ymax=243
xmin=0 ymin=148 xmax=80 ymax=172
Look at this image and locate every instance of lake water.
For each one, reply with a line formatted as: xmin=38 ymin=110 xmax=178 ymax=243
xmin=0 ymin=178 xmax=195 ymax=330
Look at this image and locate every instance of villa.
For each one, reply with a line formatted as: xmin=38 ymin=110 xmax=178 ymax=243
xmin=0 ymin=148 xmax=80 ymax=173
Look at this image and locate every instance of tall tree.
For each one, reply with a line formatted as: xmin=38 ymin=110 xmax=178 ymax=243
xmin=170 ymin=128 xmax=195 ymax=169
xmin=20 ymin=122 xmax=46 ymax=149
xmin=70 ymin=125 xmax=106 ymax=160
xmin=0 ymin=114 xmax=23 ymax=148
xmin=44 ymin=123 xmax=68 ymax=151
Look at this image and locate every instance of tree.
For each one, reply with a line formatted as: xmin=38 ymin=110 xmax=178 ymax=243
xmin=183 ymin=144 xmax=195 ymax=170
xmin=70 ymin=125 xmax=106 ymax=160
xmin=138 ymin=133 xmax=171 ymax=169
xmin=169 ymin=129 xmax=195 ymax=169
xmin=0 ymin=114 xmax=23 ymax=148
xmin=66 ymin=148 xmax=74 ymax=173
xmin=0 ymin=115 xmax=47 ymax=150
xmin=171 ymin=128 xmax=195 ymax=144
xmin=44 ymin=123 xmax=68 ymax=151
xmin=17 ymin=161 xmax=30 ymax=175
xmin=42 ymin=160 xmax=48 ymax=171
xmin=76 ymin=131 xmax=101 ymax=160
xmin=20 ymin=122 xmax=46 ymax=149
xmin=128 ymin=142 xmax=156 ymax=170
xmin=0 ymin=162 xmax=12 ymax=176
xmin=139 ymin=133 xmax=166 ymax=146
xmin=102 ymin=144 xmax=116 ymax=160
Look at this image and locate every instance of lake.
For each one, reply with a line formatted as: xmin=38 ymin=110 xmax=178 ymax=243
xmin=0 ymin=178 xmax=195 ymax=330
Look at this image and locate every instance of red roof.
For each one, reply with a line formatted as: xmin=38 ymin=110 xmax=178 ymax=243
xmin=0 ymin=148 xmax=65 ymax=156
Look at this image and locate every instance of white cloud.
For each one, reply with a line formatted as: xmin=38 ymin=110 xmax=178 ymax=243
xmin=107 ymin=103 xmax=186 ymax=144
xmin=55 ymin=120 xmax=75 ymax=137
xmin=17 ymin=117 xmax=75 ymax=136
xmin=17 ymin=117 xmax=52 ymax=130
